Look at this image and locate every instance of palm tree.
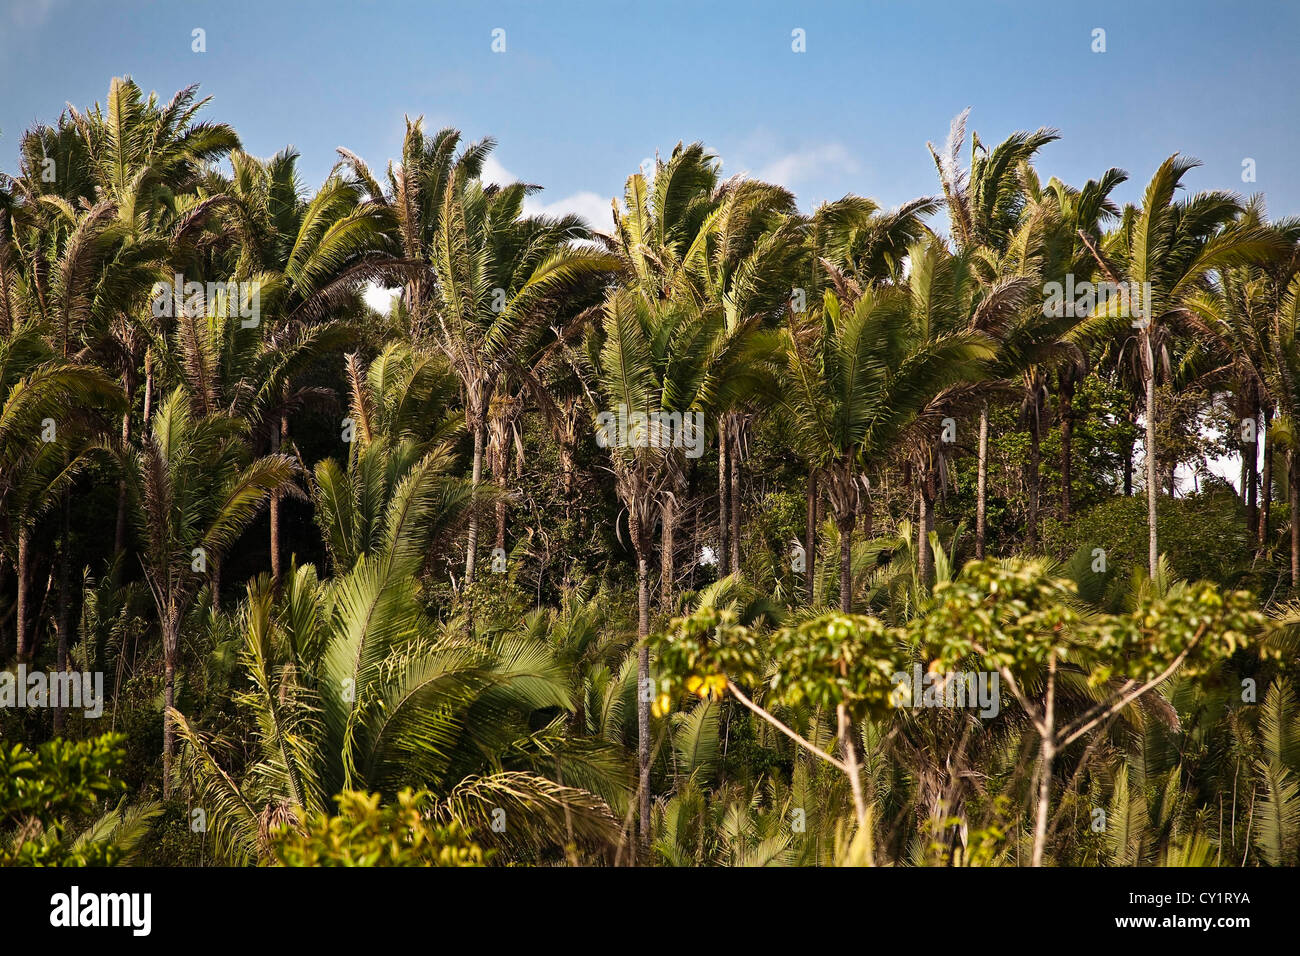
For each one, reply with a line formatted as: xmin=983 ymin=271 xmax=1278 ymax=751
xmin=427 ymin=172 xmax=618 ymax=584
xmin=173 ymin=555 xmax=621 ymax=863
xmin=312 ymin=344 xmax=477 ymax=577
xmin=928 ymin=109 xmax=1059 ymax=557
xmin=212 ymin=148 xmax=407 ymax=586
xmin=1184 ymin=203 xmax=1300 ymax=544
xmin=679 ymin=175 xmax=804 ymax=578
xmin=1081 ymin=154 xmax=1280 ymax=577
xmin=0 ymin=329 xmax=119 ymax=661
xmin=897 ymin=237 xmax=1032 ymax=578
xmin=603 ymin=144 xmax=727 ymax=570
xmin=989 ymin=165 xmax=1128 ymax=545
xmin=19 ymin=78 xmax=242 ymax=575
xmin=795 ymin=194 xmax=939 ymax=584
xmin=336 ymin=120 xmax=495 ymax=338
xmin=1262 ymin=272 xmax=1300 ymax=583
xmin=0 ymin=192 xmax=133 ymax=666
xmin=774 ymin=284 xmax=995 ymax=612
xmin=576 ymin=285 xmax=766 ymax=850
xmin=120 ymin=389 xmax=293 ymax=794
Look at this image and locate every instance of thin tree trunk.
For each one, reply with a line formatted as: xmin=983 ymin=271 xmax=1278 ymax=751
xmin=269 ymin=411 xmax=284 ymax=586
xmin=1027 ymin=415 xmax=1041 ymax=549
xmin=1245 ymin=402 xmax=1260 ymax=535
xmin=492 ymin=400 xmax=510 ymax=552
xmin=729 ymin=417 xmax=741 ymax=576
xmin=1123 ymin=436 xmax=1134 ymax=497
xmin=1290 ymin=449 xmax=1299 ymax=588
xmin=976 ymin=402 xmax=989 ymax=559
xmin=636 ymin=548 xmax=651 ymax=853
xmin=16 ymin=525 xmax=31 ymax=662
xmin=1032 ymin=741 xmax=1056 ymax=865
xmin=660 ymin=494 xmax=674 ymax=608
xmin=464 ymin=420 xmax=485 ymax=584
xmin=1060 ymin=377 xmax=1074 ymax=518
xmin=494 ymin=462 xmax=508 ymax=553
xmin=1239 ymin=394 xmax=1251 ymax=506
xmin=114 ymin=404 xmax=131 ymax=570
xmin=54 ymin=489 xmax=72 ymax=733
xmin=560 ymin=406 xmax=577 ymax=509
xmin=143 ymin=350 xmax=154 ymax=425
xmin=1031 ymin=655 xmax=1057 ymax=867
xmin=920 ymin=486 xmax=930 ymax=582
xmin=837 ymin=703 xmax=867 ymax=830
xmin=805 ymin=468 xmax=817 ymax=602
xmin=0 ymin=562 xmax=7 ymax=661
xmin=1144 ymin=337 xmax=1159 ymax=579
xmin=717 ymin=416 xmax=729 ymax=576
xmin=838 ymin=513 xmax=855 ymax=613
xmin=162 ymin=635 xmax=176 ymax=798
xmin=1259 ymin=410 xmax=1273 ymax=547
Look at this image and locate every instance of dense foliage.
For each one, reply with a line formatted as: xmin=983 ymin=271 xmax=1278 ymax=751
xmin=2 ymin=80 xmax=1300 ymax=867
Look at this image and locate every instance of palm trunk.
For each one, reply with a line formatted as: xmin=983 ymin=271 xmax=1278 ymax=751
xmin=838 ymin=512 xmax=855 ymax=613
xmin=1123 ymin=432 xmax=1134 ymax=497
xmin=114 ymin=404 xmax=131 ymax=571
xmin=16 ymin=525 xmax=31 ymax=662
xmin=269 ymin=411 xmax=285 ymax=586
xmin=1245 ymin=402 xmax=1260 ymax=535
xmin=918 ymin=471 xmax=934 ymax=586
xmin=976 ymin=402 xmax=989 ymax=559
xmin=1259 ymin=410 xmax=1273 ymax=547
xmin=636 ymin=548 xmax=651 ymax=852
xmin=1060 ymin=378 xmax=1074 ymax=519
xmin=1027 ymin=415 xmax=1041 ymax=549
xmin=464 ymin=420 xmax=485 ymax=584
xmin=560 ymin=407 xmax=577 ymax=508
xmin=805 ymin=468 xmax=818 ymax=602
xmin=660 ymin=494 xmax=674 ymax=608
xmin=717 ymin=416 xmax=729 ymax=576
xmin=1239 ymin=394 xmax=1251 ymax=505
xmin=162 ymin=632 xmax=176 ymax=798
xmin=1144 ymin=337 xmax=1159 ymax=579
xmin=728 ymin=417 xmax=742 ymax=577
xmin=54 ymin=490 xmax=71 ymax=733
xmin=491 ymin=401 xmax=511 ymax=552
xmin=494 ymin=463 xmax=508 ymax=552
xmin=1290 ymin=449 xmax=1299 ymax=588
xmin=143 ymin=350 xmax=154 ymax=425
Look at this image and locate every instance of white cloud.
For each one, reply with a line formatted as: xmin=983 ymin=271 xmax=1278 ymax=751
xmin=754 ymin=143 xmax=860 ymax=190
xmin=479 ymin=155 xmax=515 ymax=189
xmin=524 ymin=191 xmax=614 ymax=233
xmin=482 ymin=155 xmax=614 ymax=231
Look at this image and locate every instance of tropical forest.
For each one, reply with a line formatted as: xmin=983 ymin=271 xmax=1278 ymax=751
xmin=2 ymin=73 xmax=1300 ymax=872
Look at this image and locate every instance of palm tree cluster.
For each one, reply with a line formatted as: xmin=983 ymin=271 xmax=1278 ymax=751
xmin=2 ymin=81 xmax=1300 ymax=866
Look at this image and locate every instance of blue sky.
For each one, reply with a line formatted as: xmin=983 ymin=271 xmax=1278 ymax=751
xmin=3 ymin=0 xmax=1300 ymax=230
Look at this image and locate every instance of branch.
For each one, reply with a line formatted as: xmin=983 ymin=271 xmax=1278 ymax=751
xmin=1077 ymin=228 xmax=1121 ymax=287
xmin=1057 ymin=624 xmax=1207 ymax=750
xmin=726 ymin=680 xmax=848 ymax=773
